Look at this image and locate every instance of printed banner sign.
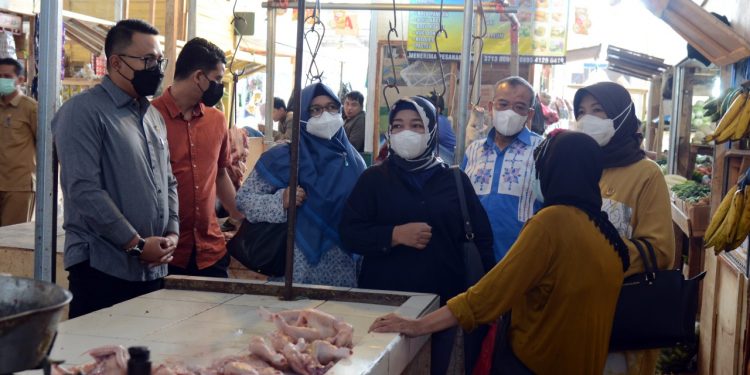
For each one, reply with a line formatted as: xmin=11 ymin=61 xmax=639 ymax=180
xmin=407 ymin=0 xmax=569 ymax=65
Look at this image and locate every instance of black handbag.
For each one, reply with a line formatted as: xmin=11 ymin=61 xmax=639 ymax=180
xmin=609 ymin=239 xmax=706 ymax=351
xmin=226 ymin=220 xmax=287 ymax=277
xmin=491 ymin=312 xmax=535 ymax=375
xmin=453 ymin=167 xmax=486 ymax=288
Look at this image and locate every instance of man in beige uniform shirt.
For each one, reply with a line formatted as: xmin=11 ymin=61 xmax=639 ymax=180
xmin=0 ymin=57 xmax=37 ymax=226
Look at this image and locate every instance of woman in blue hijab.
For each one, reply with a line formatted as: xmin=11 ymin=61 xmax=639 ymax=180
xmin=236 ymin=82 xmax=366 ymax=287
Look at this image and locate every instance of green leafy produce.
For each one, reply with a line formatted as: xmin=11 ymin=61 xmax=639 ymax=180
xmin=671 ymin=181 xmax=710 ymax=203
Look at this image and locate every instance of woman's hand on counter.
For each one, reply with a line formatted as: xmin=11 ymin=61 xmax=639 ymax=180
xmin=368 ymin=313 xmax=423 ymax=337
xmin=369 ymin=306 xmax=458 ymax=338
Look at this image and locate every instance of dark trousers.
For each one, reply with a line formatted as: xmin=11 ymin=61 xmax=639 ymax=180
xmin=67 ymin=261 xmax=163 ymax=319
xmin=168 ymin=248 xmax=231 ymax=278
xmin=431 ymin=326 xmax=458 ymax=375
xmin=465 ymin=325 xmax=490 ymax=374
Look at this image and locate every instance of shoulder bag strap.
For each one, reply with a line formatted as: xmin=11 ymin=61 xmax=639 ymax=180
xmin=630 ymin=238 xmax=656 ymax=279
xmin=638 ymin=238 xmax=660 ymax=271
xmin=452 ymin=167 xmax=475 ymax=241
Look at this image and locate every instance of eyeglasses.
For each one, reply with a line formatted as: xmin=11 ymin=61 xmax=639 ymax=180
xmin=118 ymin=54 xmax=169 ymax=72
xmin=308 ymin=103 xmax=340 ymax=117
xmin=492 ymin=99 xmax=531 ymax=116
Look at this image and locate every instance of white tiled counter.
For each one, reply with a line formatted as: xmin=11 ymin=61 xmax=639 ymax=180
xmin=45 ymin=277 xmax=439 ymax=375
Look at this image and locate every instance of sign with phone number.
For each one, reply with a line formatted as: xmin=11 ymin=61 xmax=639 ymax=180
xmin=406 ymin=51 xmax=566 ymax=65
xmin=407 ymin=0 xmax=570 ymax=65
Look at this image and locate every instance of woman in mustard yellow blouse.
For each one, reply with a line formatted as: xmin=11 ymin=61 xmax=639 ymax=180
xmin=369 ymin=131 xmax=629 ymax=375
xmin=574 ymin=82 xmax=675 ymax=375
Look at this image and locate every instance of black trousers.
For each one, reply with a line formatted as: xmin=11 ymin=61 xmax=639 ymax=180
xmin=67 ymin=261 xmax=164 ymax=319
xmin=168 ymin=248 xmax=231 ymax=278
xmin=431 ymin=326 xmax=458 ymax=375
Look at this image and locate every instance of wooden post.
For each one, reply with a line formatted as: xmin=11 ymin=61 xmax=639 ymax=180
xmin=177 ymin=0 xmax=185 ymax=41
xmin=670 ymin=66 xmax=695 ymax=177
xmin=162 ymin=0 xmax=178 ymax=89
xmin=122 ymin=0 xmax=130 ymax=19
xmin=646 ymin=76 xmax=662 ymax=152
xmin=150 ymin=0 xmax=157 ymax=25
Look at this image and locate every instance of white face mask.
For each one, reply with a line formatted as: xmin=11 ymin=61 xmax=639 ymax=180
xmin=305 ymin=111 xmax=343 ymax=140
xmin=578 ymin=104 xmax=632 ymax=146
xmin=390 ymin=130 xmax=429 ymax=160
xmin=492 ymin=109 xmax=527 ymax=136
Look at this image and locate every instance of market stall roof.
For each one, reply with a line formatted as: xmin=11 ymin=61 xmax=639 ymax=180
xmin=224 ymin=49 xmax=265 ymax=79
xmin=606 ymin=45 xmax=669 ymax=81
xmin=0 ymin=1 xmax=38 ymax=16
xmin=62 ymin=9 xmax=266 ymax=76
xmin=642 ymin=0 xmax=750 ymax=66
xmin=241 ymin=37 xmax=296 ymax=58
xmin=62 ymin=10 xmax=113 ymax=55
xmin=62 ymin=10 xmax=187 ymax=56
xmin=566 ymin=44 xmax=602 ymax=62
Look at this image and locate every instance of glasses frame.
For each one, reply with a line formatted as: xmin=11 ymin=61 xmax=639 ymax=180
xmin=308 ymin=103 xmax=341 ymax=118
xmin=492 ymin=99 xmax=531 ymax=116
xmin=118 ymin=54 xmax=169 ymax=72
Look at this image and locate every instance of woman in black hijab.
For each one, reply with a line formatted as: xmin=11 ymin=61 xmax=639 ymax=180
xmin=574 ymin=82 xmax=675 ymax=375
xmin=369 ymin=131 xmax=628 ymax=375
xmin=340 ymin=96 xmax=494 ymax=375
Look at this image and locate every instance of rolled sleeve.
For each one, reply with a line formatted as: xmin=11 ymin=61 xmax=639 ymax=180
xmin=447 ymin=292 xmax=478 ymax=331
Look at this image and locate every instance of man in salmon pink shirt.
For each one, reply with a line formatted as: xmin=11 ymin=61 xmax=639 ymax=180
xmin=152 ymin=37 xmax=244 ymax=277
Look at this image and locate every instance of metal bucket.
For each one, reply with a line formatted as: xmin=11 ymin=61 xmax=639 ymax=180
xmin=0 ymin=276 xmax=72 ymax=373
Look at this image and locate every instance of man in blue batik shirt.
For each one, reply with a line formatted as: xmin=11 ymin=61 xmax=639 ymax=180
xmin=461 ymin=76 xmax=543 ymax=262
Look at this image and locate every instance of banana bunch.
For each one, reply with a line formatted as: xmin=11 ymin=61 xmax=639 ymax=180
xmin=704 ymin=172 xmax=750 ymax=253
xmin=705 ymin=89 xmax=750 ymax=144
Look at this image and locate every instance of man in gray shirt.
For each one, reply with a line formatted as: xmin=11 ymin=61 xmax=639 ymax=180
xmin=53 ymin=19 xmax=178 ymax=318
xmin=342 ymin=91 xmax=365 ymax=152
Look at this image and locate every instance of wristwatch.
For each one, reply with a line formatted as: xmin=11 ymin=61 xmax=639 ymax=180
xmin=125 ymin=238 xmax=146 ymax=257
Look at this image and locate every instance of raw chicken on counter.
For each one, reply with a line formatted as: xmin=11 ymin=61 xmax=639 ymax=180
xmin=51 ymin=308 xmax=353 ymax=375
xmin=53 ymin=346 xmax=129 ymax=375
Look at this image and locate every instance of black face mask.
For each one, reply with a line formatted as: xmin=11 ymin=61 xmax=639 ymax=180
xmin=121 ymin=64 xmax=163 ymax=97
xmin=200 ymin=79 xmax=224 ymax=107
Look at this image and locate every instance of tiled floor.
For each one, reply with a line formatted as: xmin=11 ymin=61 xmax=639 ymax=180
xmin=44 ymin=288 xmax=438 ymax=374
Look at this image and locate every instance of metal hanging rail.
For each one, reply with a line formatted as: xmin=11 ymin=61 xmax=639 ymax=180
xmin=261 ymin=1 xmax=519 ymax=165
xmin=262 ymin=2 xmax=517 ymax=13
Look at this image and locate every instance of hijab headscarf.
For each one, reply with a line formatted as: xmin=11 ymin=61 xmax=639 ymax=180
xmin=255 ymin=82 xmax=366 ymax=265
xmin=573 ymin=82 xmax=645 ymax=168
xmin=386 ymin=96 xmax=446 ymax=188
xmin=534 ymin=131 xmax=630 ymax=271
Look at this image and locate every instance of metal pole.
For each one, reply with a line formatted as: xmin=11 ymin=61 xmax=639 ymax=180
xmin=471 ymin=12 xmax=482 ymax=105
xmin=35 ymin=0 xmax=62 ymax=283
xmin=455 ymin=0 xmax=474 ymax=164
xmin=667 ymin=66 xmax=683 ymax=175
xmin=264 ymin=8 xmax=276 ymax=143
xmin=262 ymin=2 xmax=516 ymax=13
xmin=283 ymin=0 xmax=306 ymax=301
xmin=187 ymin=0 xmax=197 ymax=40
xmin=509 ymin=16 xmax=519 ymax=76
xmin=364 ymin=12 xmax=378 ymax=154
